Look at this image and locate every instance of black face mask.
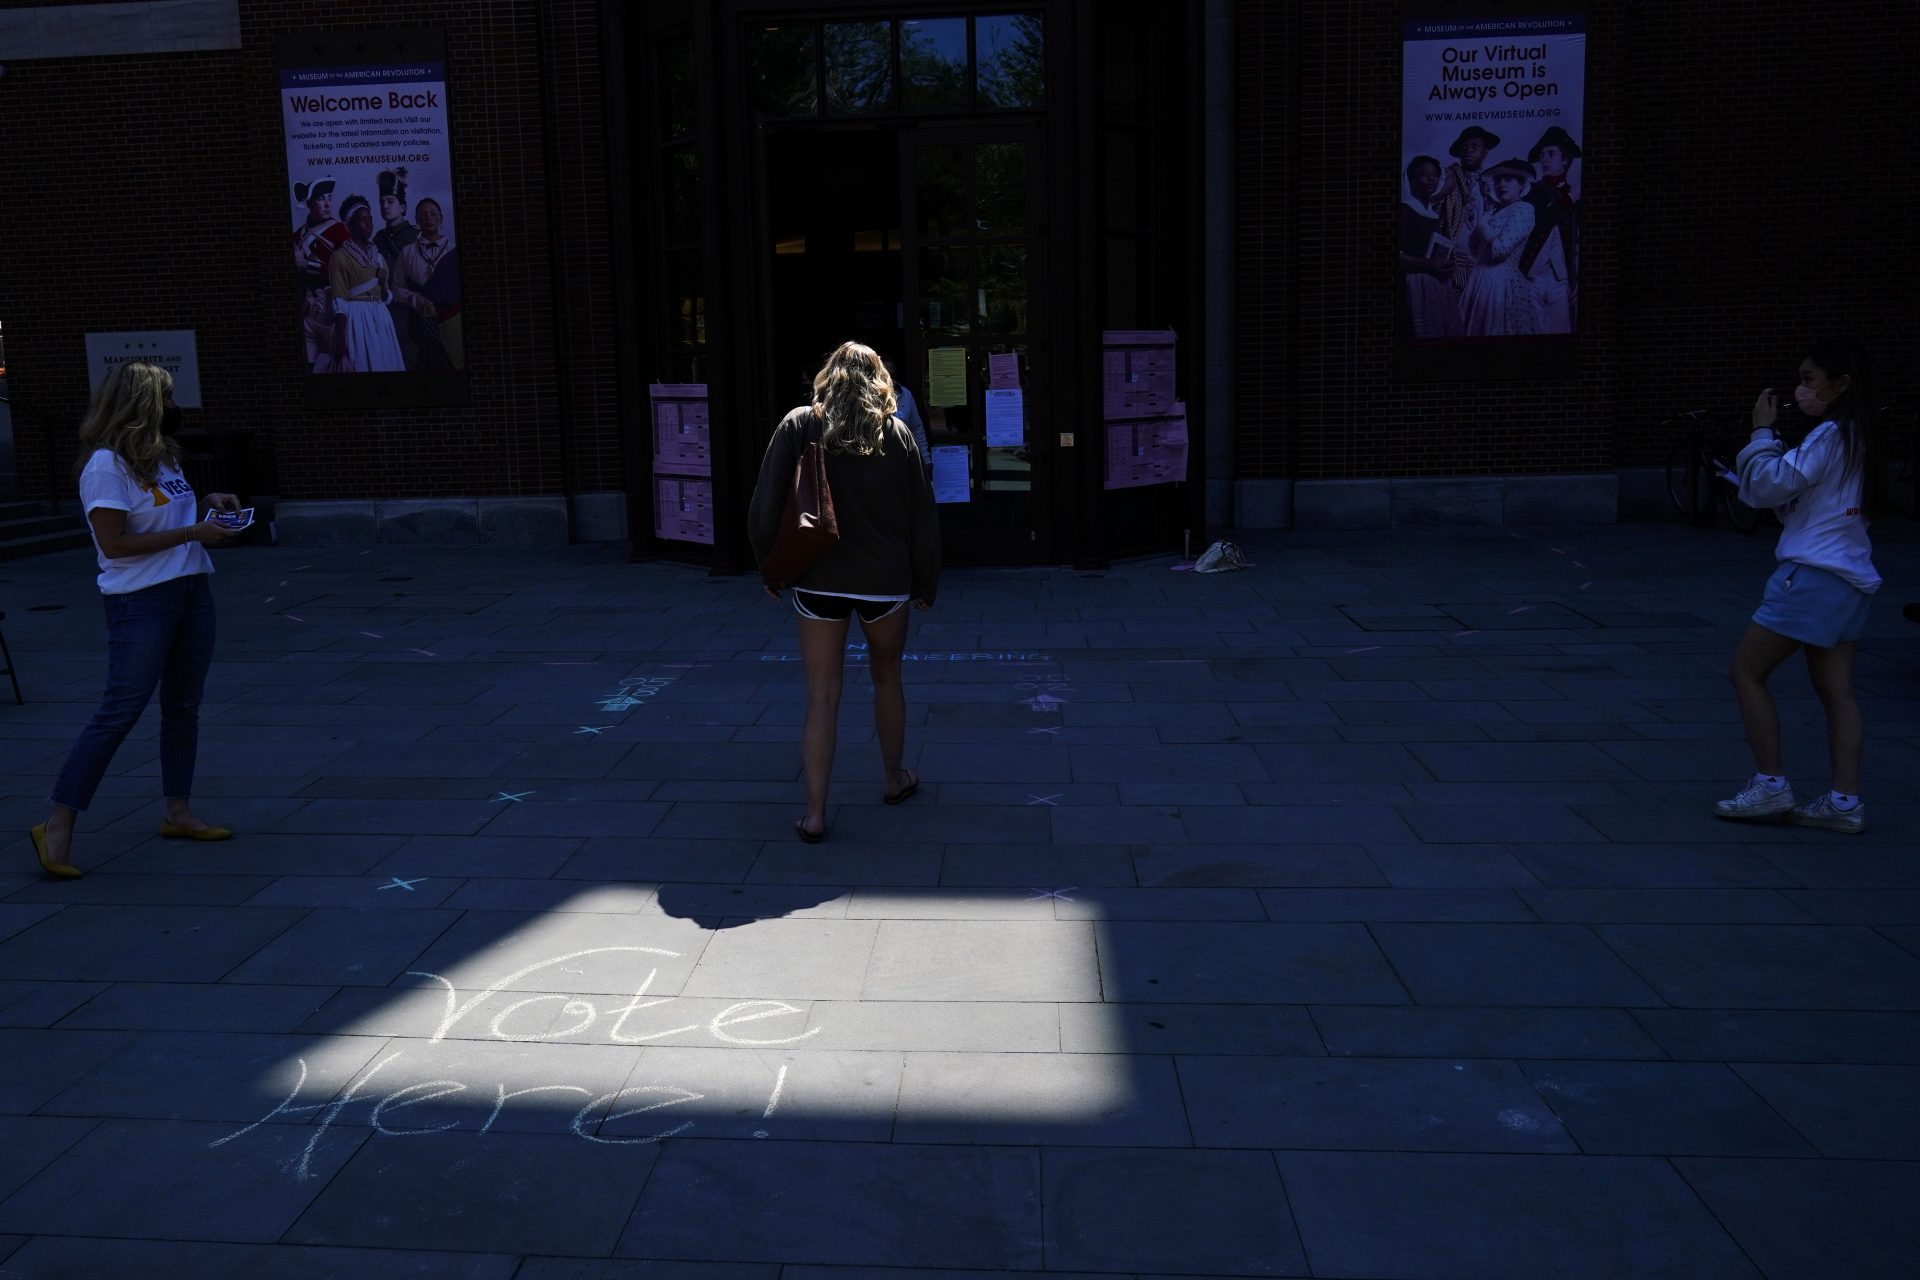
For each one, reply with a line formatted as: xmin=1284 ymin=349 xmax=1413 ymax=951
xmin=160 ymin=405 xmax=184 ymax=437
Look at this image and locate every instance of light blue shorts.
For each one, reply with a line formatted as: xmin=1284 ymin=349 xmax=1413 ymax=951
xmin=1752 ymin=560 xmax=1873 ymax=648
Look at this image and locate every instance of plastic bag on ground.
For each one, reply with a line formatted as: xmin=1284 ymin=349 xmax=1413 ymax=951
xmin=1191 ymin=540 xmax=1248 ymax=573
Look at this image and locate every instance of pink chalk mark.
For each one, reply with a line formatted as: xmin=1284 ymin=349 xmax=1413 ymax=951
xmin=1346 ymin=646 xmax=1382 ymax=654
xmin=360 ymin=631 xmax=385 ymax=639
xmin=1507 ymin=605 xmax=1536 ymax=615
xmin=283 ymin=615 xmax=305 ymax=623
xmin=1452 ymin=629 xmax=1481 ymax=638
xmin=410 ymin=648 xmax=436 ymax=658
xmin=1580 ymin=581 xmax=1593 ymax=590
xmin=1573 ymin=561 xmax=1587 ymax=569
xmin=1551 ymin=547 xmax=1565 ymax=554
xmin=263 ymin=596 xmax=274 ymax=604
xmin=279 ymin=580 xmax=289 ymax=587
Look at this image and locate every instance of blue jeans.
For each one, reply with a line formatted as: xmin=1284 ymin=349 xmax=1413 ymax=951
xmin=51 ymin=573 xmax=216 ymax=811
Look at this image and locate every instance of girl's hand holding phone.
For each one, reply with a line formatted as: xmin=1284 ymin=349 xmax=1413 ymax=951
xmin=1752 ymin=389 xmax=1778 ymax=430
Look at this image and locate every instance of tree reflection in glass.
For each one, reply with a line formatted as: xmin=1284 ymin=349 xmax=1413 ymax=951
xmin=826 ymin=21 xmax=893 ymax=114
xmin=748 ymin=25 xmax=819 ymax=117
xmin=976 ymin=143 xmax=1027 ymax=236
xmin=902 ymin=17 xmax=968 ymax=112
xmin=977 ymin=14 xmax=1044 ymax=109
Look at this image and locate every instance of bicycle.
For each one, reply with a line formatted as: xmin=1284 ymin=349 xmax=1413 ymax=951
xmin=1665 ymin=408 xmax=1763 ymax=533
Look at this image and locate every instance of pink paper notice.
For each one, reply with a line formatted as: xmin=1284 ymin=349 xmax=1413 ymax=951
xmin=649 ymin=384 xmax=712 ymax=476
xmin=654 ymin=476 xmax=715 ymax=544
xmin=1103 ymin=406 xmax=1189 ymax=490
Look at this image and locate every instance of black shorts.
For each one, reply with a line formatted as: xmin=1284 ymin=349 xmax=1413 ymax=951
xmin=792 ymin=591 xmax=905 ymax=623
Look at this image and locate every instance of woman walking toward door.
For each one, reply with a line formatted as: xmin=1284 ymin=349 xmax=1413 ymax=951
xmin=749 ymin=342 xmax=941 ymax=843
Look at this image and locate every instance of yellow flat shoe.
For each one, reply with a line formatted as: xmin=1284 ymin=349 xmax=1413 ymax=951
xmin=29 ymin=823 xmax=83 ymax=880
xmin=160 ymin=822 xmax=234 ymax=841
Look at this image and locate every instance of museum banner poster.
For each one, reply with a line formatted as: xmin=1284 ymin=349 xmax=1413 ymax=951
xmin=1399 ymin=11 xmax=1585 ymax=349
xmin=278 ymin=30 xmax=466 ymax=407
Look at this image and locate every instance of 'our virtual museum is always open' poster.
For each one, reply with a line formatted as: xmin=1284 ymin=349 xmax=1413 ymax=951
xmin=1400 ymin=12 xmax=1585 ymax=346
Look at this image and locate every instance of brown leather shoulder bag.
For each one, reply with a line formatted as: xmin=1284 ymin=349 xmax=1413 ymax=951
xmin=758 ymin=414 xmax=839 ymax=588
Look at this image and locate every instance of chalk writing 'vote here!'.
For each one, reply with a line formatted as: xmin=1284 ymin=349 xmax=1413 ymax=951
xmin=407 ymin=945 xmax=823 ymax=1047
xmin=209 ymin=946 xmax=820 ymax=1177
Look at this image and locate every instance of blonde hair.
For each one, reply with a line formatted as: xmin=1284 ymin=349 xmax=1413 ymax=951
xmin=75 ymin=361 xmax=176 ymax=488
xmin=810 ymin=341 xmax=896 ymax=456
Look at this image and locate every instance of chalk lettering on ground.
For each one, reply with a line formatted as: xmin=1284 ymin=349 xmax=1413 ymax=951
xmin=208 ymin=946 xmax=822 ymax=1174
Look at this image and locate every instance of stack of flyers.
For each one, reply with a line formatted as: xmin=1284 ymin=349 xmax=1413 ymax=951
xmin=209 ymin=507 xmax=256 ymax=533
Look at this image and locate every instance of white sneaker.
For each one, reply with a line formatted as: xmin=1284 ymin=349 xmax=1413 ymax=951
xmin=1786 ymin=794 xmax=1866 ymax=834
xmin=1713 ymin=776 xmax=1796 ymax=821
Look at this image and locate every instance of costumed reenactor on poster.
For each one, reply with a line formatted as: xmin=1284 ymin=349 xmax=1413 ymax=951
xmin=1520 ymin=126 xmax=1581 ymax=334
xmin=291 ymin=178 xmax=348 ymax=291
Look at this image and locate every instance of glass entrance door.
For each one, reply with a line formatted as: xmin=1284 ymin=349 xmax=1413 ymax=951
xmin=900 ymin=125 xmax=1049 ymax=564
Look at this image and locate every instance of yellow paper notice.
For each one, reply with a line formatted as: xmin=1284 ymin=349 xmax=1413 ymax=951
xmin=927 ymin=347 xmax=968 ymax=407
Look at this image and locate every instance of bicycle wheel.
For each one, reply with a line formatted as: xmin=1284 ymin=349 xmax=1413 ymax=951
xmin=1665 ymin=440 xmax=1707 ymax=522
xmin=1722 ymin=482 xmax=1763 ymax=533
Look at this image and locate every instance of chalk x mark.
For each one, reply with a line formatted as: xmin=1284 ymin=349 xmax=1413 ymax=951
xmin=1029 ymin=887 xmax=1077 ymax=902
xmin=378 ymin=877 xmax=428 ymax=892
xmin=1026 ymin=725 xmax=1062 ymax=736
xmin=1027 ymin=793 xmax=1063 ymax=806
xmin=492 ymin=790 xmax=535 ymax=803
xmin=575 ymin=725 xmax=611 ymax=735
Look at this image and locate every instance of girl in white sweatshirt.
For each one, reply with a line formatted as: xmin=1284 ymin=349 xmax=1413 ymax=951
xmin=1716 ymin=340 xmax=1885 ymax=833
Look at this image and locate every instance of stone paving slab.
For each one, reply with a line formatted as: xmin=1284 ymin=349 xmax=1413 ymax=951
xmin=1276 ymin=1150 xmax=1762 ymax=1279
xmin=0 ymin=525 xmax=1916 ymax=1274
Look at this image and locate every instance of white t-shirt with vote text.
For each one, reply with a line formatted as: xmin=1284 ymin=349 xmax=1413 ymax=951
xmin=77 ymin=448 xmax=215 ymax=594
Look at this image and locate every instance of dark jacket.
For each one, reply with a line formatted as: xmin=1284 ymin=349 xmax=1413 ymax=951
xmin=748 ymin=407 xmax=941 ymax=605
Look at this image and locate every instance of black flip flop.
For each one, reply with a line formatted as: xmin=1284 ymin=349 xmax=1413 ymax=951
xmin=795 ymin=818 xmax=826 ymax=844
xmin=883 ymin=770 xmax=920 ymax=806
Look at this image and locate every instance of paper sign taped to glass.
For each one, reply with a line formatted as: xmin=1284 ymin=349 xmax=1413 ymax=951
xmin=926 ymin=347 xmax=969 ymax=407
xmin=1103 ymin=404 xmax=1188 ymax=490
xmin=654 ymin=476 xmax=715 ymax=544
xmin=1101 ymin=329 xmax=1177 ymax=420
xmin=931 ymin=445 xmax=971 ymax=503
xmin=984 ymin=388 xmax=1024 ymax=446
xmin=649 ymin=383 xmax=711 ymax=477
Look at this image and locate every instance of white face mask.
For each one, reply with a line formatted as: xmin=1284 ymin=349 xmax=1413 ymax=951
xmin=1794 ymin=383 xmax=1839 ymax=418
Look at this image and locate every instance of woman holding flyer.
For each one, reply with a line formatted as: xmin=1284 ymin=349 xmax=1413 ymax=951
xmin=28 ymin=363 xmax=240 ymax=879
xmin=747 ymin=342 xmax=940 ymax=844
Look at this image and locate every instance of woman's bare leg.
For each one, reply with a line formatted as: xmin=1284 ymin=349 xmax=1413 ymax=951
xmin=797 ymin=613 xmax=850 ymax=836
xmin=1803 ymin=641 xmax=1863 ymax=794
xmin=861 ymin=606 xmax=913 ymax=795
xmin=1729 ymin=623 xmax=1802 ymax=775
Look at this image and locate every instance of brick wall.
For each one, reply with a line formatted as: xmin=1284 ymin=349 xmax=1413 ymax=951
xmin=1235 ymin=0 xmax=1918 ymax=480
xmin=0 ymin=0 xmax=621 ymax=503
